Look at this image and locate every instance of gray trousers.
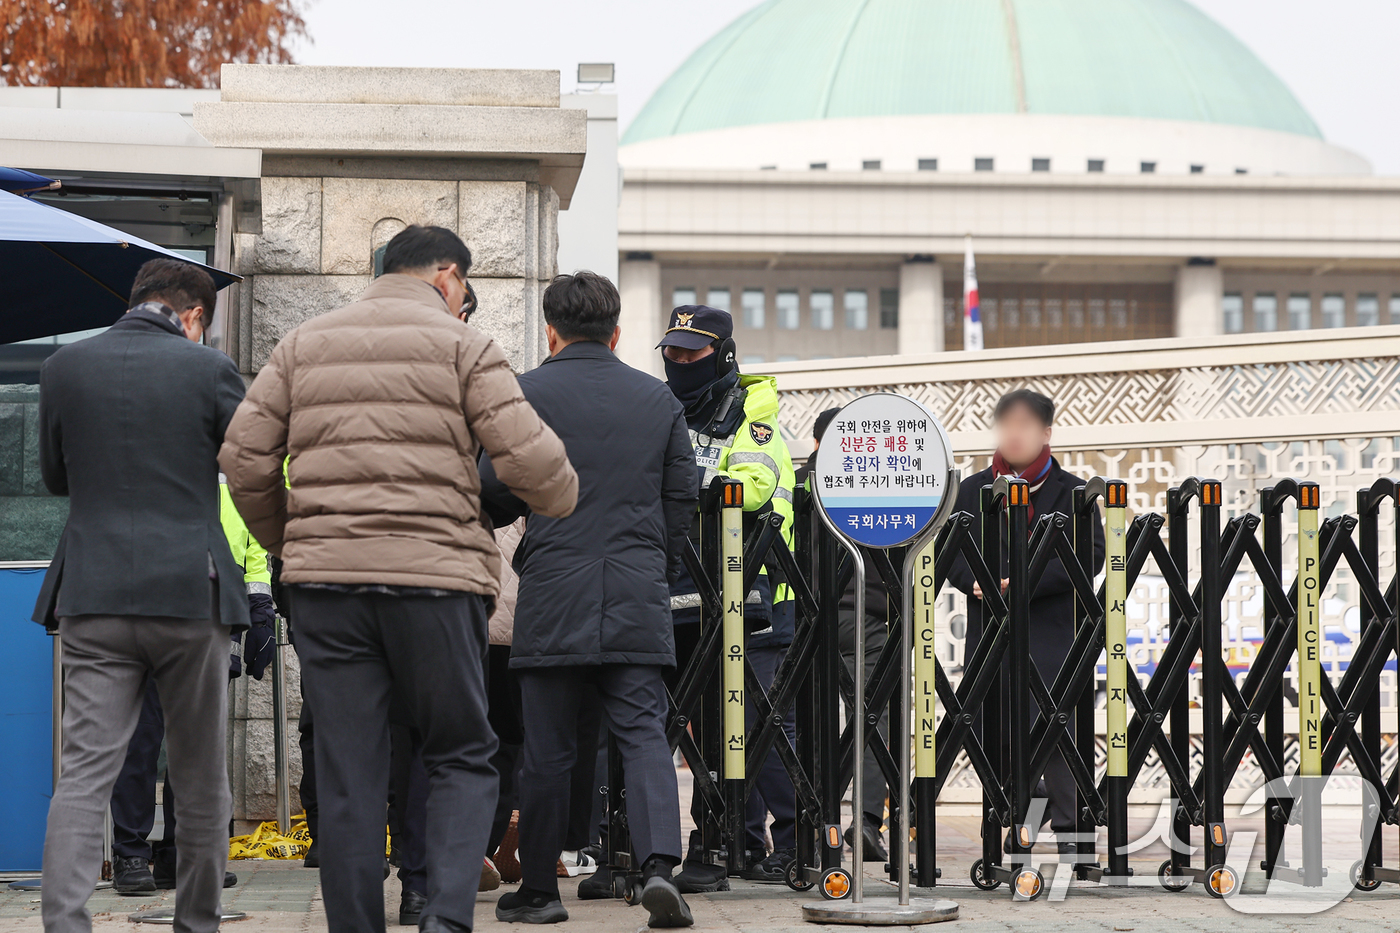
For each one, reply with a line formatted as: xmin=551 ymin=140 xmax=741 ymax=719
xmin=517 ymin=665 xmax=682 ymax=897
xmin=44 ymin=612 xmax=232 ymax=933
xmin=291 ymin=588 xmax=497 ymax=933
xmin=838 ymin=609 xmax=889 ymax=828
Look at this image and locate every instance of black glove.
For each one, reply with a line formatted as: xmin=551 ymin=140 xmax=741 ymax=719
xmin=244 ymin=592 xmax=278 ymax=681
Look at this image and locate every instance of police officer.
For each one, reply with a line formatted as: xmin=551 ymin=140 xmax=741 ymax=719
xmin=110 ymin=477 xmax=277 ymax=895
xmin=656 ymin=305 xmax=799 ymax=892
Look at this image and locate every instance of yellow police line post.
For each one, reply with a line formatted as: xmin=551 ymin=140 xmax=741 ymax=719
xmin=1102 ymin=479 xmax=1130 ymax=880
xmin=1296 ymin=481 xmax=1323 ymax=886
xmin=720 ymin=480 xmax=747 ymax=876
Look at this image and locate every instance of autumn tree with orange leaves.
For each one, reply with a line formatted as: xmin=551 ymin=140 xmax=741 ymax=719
xmin=0 ymin=0 xmax=308 ymax=87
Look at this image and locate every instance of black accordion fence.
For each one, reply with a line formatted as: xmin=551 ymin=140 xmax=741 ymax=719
xmin=597 ymin=475 xmax=1400 ymax=901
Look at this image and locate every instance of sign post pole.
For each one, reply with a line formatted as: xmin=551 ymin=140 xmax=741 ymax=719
xmin=801 ymin=394 xmax=959 ymax=926
xmin=720 ymin=479 xmax=748 ymax=878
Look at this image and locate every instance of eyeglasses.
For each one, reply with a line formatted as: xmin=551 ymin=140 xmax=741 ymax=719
xmin=439 ymin=266 xmax=477 ymax=323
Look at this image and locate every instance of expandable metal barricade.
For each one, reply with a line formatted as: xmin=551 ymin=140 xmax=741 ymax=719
xmin=598 ymin=475 xmax=1400 ymax=902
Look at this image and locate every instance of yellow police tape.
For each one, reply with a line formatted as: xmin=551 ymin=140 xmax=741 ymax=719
xmin=229 ymin=815 xmax=395 ymax=860
xmin=229 ymin=815 xmax=312 ymax=860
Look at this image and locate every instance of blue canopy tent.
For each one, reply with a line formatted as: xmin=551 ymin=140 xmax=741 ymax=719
xmin=0 ymin=187 xmax=240 ymax=345
xmin=0 ymin=167 xmax=59 ymax=195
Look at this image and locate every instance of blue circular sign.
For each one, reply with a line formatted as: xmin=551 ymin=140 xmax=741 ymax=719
xmin=811 ymin=394 xmax=957 ymax=549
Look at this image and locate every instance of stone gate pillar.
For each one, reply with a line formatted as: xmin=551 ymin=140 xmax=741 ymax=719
xmin=194 ymin=64 xmax=586 ymax=825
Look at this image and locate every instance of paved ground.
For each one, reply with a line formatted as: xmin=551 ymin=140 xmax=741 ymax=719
xmin=5 ymin=854 xmax=1400 ymax=933
xmin=3 ymin=789 xmax=1398 ymax=931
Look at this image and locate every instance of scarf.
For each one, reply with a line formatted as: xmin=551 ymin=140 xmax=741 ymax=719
xmin=992 ymin=445 xmax=1053 ymax=522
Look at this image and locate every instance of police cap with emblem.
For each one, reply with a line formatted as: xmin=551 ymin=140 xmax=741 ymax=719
xmin=657 ymin=304 xmax=733 ymax=351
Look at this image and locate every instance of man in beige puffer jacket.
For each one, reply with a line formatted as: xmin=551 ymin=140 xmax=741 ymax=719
xmin=220 ymin=225 xmax=576 ymax=933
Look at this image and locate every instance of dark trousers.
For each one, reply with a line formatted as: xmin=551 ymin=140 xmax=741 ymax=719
xmin=110 ymin=681 xmax=176 ymax=861
xmin=292 ymin=588 xmax=498 ymax=933
xmin=297 ymin=685 xmax=318 ymax=841
xmin=744 ymin=645 xmax=797 ymax=852
xmin=517 ymin=665 xmax=681 ymax=897
xmin=838 ymin=609 xmax=890 ymax=827
xmin=390 ymin=728 xmax=430 ymax=896
xmin=486 ymin=645 xmax=523 ymax=857
xmin=966 ymin=612 xmax=1076 ymax=834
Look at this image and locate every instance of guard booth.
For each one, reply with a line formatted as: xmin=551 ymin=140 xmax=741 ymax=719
xmin=0 ymin=564 xmax=57 ymax=872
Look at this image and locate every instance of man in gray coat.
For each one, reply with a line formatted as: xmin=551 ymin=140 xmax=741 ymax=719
xmin=33 ymin=258 xmax=248 ymax=933
xmin=480 ymin=272 xmax=696 ymax=928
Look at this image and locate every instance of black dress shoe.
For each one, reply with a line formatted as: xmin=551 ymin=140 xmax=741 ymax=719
xmin=495 ymin=888 xmax=568 ymax=924
xmin=420 ymin=916 xmax=471 ymax=933
xmin=578 ymin=866 xmax=614 ymax=900
xmin=113 ymin=856 xmax=156 ymax=896
xmin=844 ymin=822 xmax=888 ymax=862
xmin=640 ymin=859 xmax=693 ymax=929
xmin=151 ymin=857 xmax=237 ymax=890
xmin=302 ymin=840 xmax=319 ymax=868
xmin=399 ymin=889 xmax=427 ymax=926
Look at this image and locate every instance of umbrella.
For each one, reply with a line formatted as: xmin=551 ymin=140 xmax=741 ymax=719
xmin=0 ymin=167 xmax=59 ymax=195
xmin=0 ymin=188 xmax=240 ymax=345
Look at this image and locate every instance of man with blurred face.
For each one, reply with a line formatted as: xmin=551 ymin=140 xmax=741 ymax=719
xmin=945 ymin=389 xmax=1103 ymax=862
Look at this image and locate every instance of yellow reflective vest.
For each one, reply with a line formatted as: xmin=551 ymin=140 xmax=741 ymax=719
xmin=220 ymin=476 xmax=271 ymax=595
xmin=692 ymin=374 xmax=796 ymax=605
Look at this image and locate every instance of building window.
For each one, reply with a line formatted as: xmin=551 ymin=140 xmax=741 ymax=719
xmin=1223 ymin=293 xmax=1244 ymax=334
xmin=1087 ymin=159 xmax=1105 ymax=172
xmin=1321 ymin=293 xmax=1345 ymax=328
xmin=862 ymin=160 xmax=881 ymax=171
xmin=918 ymin=158 xmax=938 ymax=171
xmin=810 ymin=290 xmax=834 ymax=330
xmin=1032 ymin=158 xmax=1050 ymax=172
xmin=1140 ymin=161 xmax=1157 ymax=174
xmin=776 ymin=290 xmax=800 ymax=330
xmin=672 ymin=287 xmax=696 ymax=308
xmin=776 ymin=354 xmax=799 ymax=363
xmin=974 ymin=157 xmax=994 ymax=172
xmin=1356 ymin=294 xmax=1379 ymax=326
xmin=706 ymin=288 xmax=731 ymax=312
xmin=1235 ymin=168 xmax=1248 ymax=175
xmin=844 ymin=290 xmax=868 ymax=330
xmin=741 ymin=354 xmax=765 ymax=365
xmin=879 ymin=288 xmax=899 ymax=329
xmin=1253 ymin=293 xmax=1277 ymax=332
xmin=810 ymin=162 xmax=828 ymax=170
xmin=1390 ymin=296 xmax=1400 ymax=325
xmin=1287 ymin=293 xmax=1311 ymax=330
xmin=1190 ymin=164 xmax=1205 ymax=174
xmin=741 ymin=289 xmax=765 ymax=329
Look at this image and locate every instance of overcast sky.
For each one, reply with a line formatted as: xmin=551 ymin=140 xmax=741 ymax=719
xmin=291 ymin=0 xmax=1398 ymax=174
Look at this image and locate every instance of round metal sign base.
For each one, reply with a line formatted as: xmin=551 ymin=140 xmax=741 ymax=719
xmin=801 ymin=897 xmax=958 ymax=925
xmin=129 ymin=907 xmax=247 ymax=924
xmin=7 ymin=879 xmax=111 ymax=891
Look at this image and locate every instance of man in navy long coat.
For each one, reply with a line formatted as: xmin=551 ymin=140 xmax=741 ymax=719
xmin=945 ymin=389 xmax=1104 ymax=859
xmin=480 ymin=271 xmax=697 ymax=927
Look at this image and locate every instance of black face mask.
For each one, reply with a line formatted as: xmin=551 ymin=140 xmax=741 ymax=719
xmin=664 ymin=353 xmax=720 ymax=407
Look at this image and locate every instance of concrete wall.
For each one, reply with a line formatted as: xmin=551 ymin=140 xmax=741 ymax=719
xmin=198 ymin=65 xmax=586 ymax=380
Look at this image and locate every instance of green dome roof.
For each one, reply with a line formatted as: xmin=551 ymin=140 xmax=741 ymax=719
xmin=623 ymin=0 xmax=1321 ymax=146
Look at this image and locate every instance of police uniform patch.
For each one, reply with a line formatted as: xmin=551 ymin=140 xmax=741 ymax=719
xmin=749 ymin=422 xmax=774 ymax=445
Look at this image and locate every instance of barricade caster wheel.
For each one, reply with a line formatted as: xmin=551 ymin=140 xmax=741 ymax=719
xmin=1205 ymin=864 xmax=1238 ymax=899
xmin=1350 ymin=860 xmax=1382 ymax=892
xmin=1158 ymin=860 xmax=1190 ymax=892
xmin=818 ymin=867 xmax=852 ymax=900
xmin=970 ymin=858 xmax=1002 ymax=891
xmin=1012 ymin=867 xmax=1044 ymax=901
xmin=622 ymin=878 xmax=642 ymax=907
xmin=785 ymin=859 xmax=814 ymax=892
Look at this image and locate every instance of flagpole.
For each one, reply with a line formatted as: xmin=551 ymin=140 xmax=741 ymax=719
xmin=963 ymin=234 xmax=984 ymax=351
